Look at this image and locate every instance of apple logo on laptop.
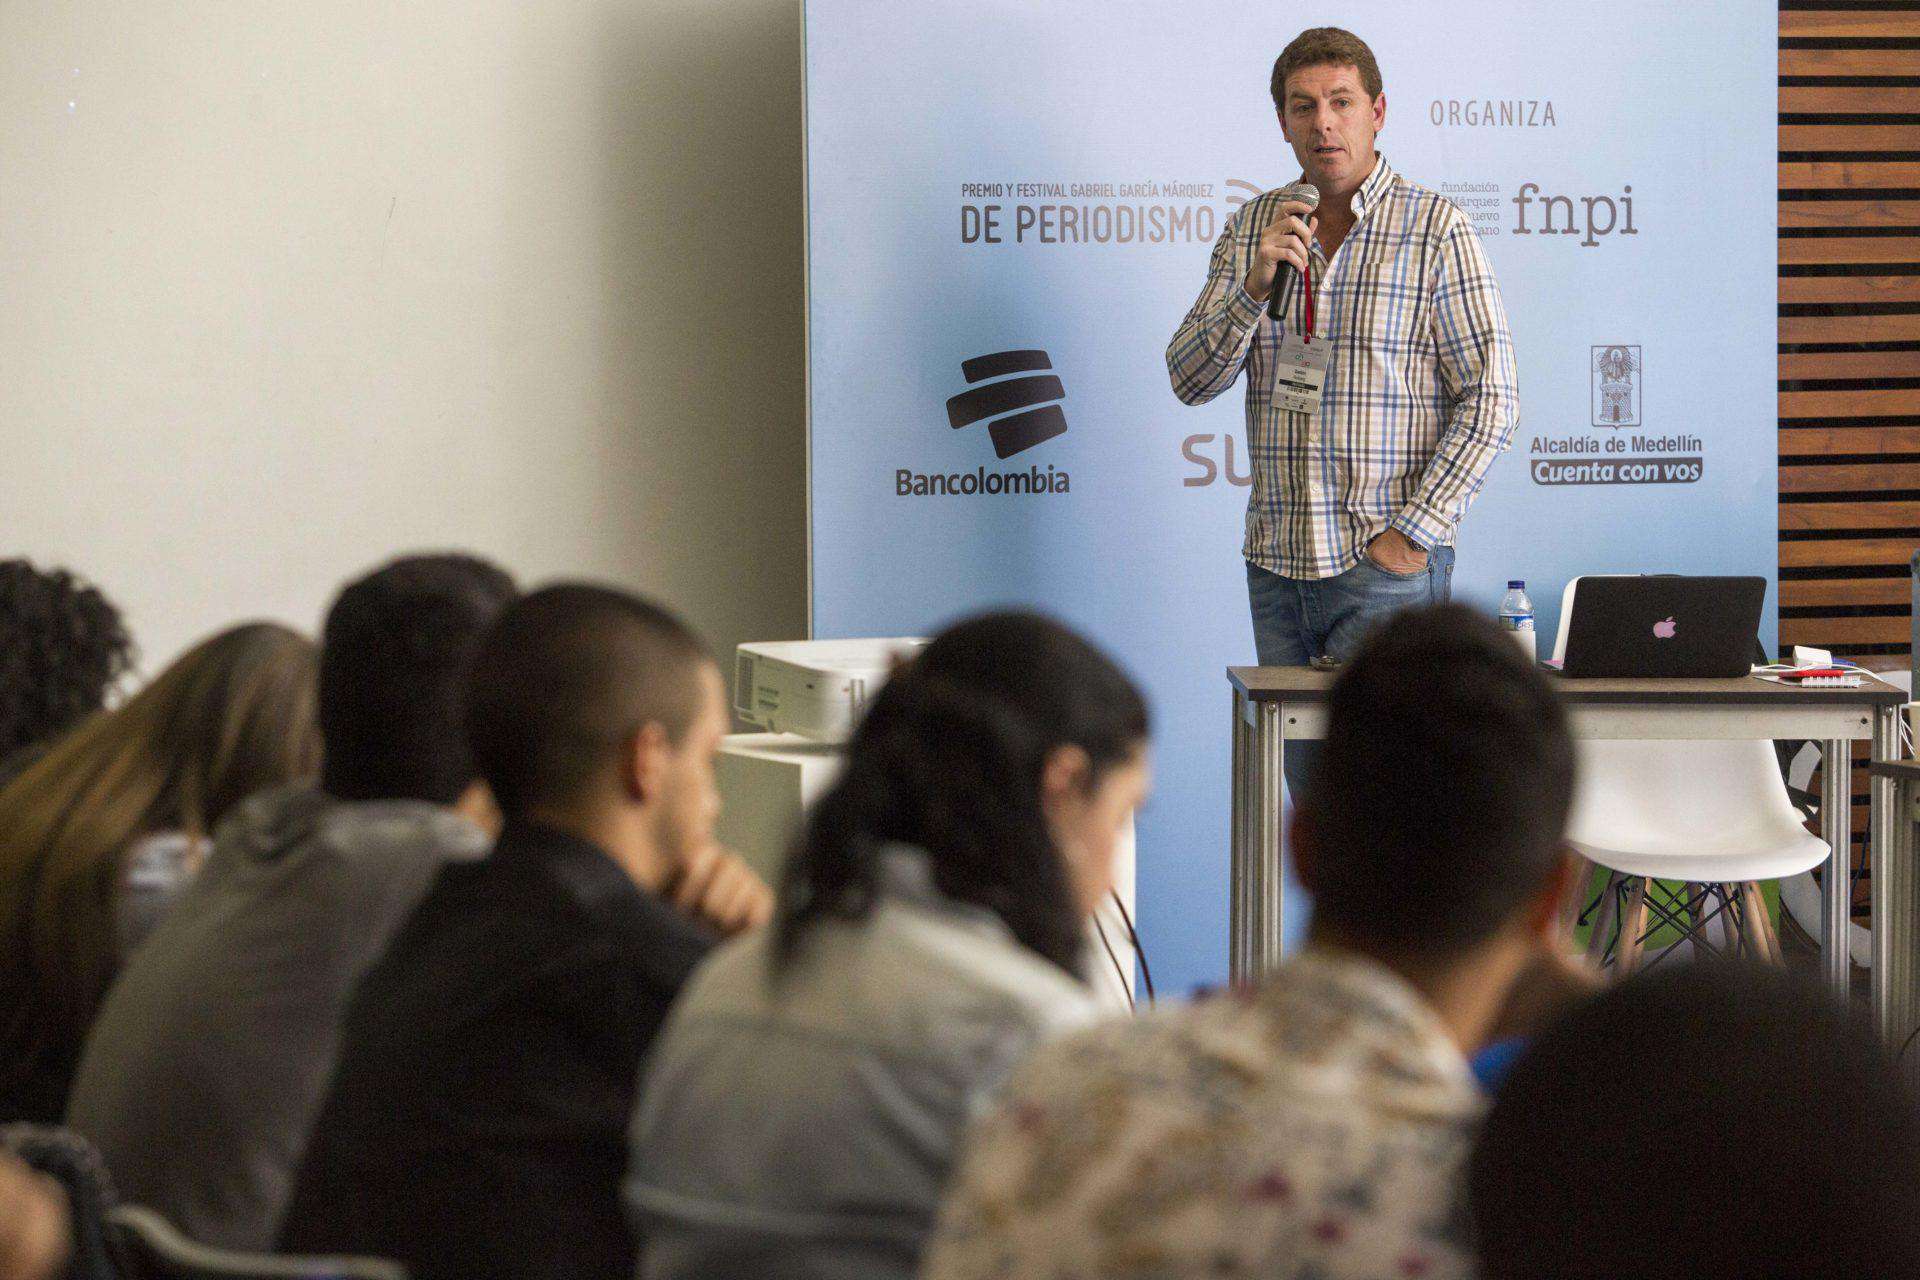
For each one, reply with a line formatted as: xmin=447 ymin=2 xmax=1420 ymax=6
xmin=1653 ymin=616 xmax=1677 ymax=639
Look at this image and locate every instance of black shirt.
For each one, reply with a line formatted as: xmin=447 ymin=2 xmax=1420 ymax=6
xmin=278 ymin=821 xmax=714 ymax=1280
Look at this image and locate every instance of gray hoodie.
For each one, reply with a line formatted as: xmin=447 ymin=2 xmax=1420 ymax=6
xmin=65 ymin=784 xmax=486 ymax=1250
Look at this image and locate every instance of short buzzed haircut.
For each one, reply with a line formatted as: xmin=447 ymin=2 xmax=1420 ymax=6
xmin=1304 ymin=603 xmax=1574 ymax=958
xmin=1270 ymin=27 xmax=1384 ymax=113
xmin=465 ymin=584 xmax=711 ymax=813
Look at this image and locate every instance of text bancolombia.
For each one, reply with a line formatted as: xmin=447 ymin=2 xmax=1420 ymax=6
xmin=895 ymin=464 xmax=1070 ymax=497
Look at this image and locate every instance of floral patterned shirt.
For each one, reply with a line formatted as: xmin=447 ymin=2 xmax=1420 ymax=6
xmin=922 ymin=950 xmax=1484 ymax=1280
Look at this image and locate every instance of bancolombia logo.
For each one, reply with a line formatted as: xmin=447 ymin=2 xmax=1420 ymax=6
xmin=896 ymin=350 xmax=1072 ymax=497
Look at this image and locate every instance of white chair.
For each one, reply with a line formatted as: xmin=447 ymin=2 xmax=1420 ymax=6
xmin=1776 ymin=667 xmax=1910 ymax=968
xmin=1555 ymin=578 xmax=1829 ymax=972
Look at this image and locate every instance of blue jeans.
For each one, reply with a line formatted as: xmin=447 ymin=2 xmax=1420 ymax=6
xmin=1247 ymin=545 xmax=1456 ymax=799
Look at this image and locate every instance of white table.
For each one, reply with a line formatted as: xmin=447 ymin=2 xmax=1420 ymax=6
xmin=1228 ymin=667 xmax=1908 ymax=1034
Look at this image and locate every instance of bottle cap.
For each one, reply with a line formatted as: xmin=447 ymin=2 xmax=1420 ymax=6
xmin=1508 ymin=580 xmax=1525 ymax=589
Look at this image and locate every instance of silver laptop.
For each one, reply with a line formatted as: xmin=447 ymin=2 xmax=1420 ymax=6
xmin=1554 ymin=575 xmax=1766 ymax=678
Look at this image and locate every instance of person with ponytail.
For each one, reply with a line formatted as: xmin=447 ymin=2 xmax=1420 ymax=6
xmin=0 ymin=621 xmax=320 ymax=1122
xmin=627 ymin=611 xmax=1151 ymax=1280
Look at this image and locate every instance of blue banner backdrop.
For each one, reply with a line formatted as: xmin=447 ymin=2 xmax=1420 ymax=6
xmin=804 ymin=0 xmax=1777 ymax=994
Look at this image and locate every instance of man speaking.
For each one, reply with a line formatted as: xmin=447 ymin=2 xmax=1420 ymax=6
xmin=1168 ymin=28 xmax=1518 ymax=789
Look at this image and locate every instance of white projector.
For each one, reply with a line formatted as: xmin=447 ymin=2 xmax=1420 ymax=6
xmin=733 ymin=638 xmax=926 ymax=741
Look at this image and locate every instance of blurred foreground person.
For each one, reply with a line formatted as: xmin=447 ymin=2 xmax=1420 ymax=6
xmin=630 ymin=612 xmax=1148 ymax=1280
xmin=1470 ymin=962 xmax=1920 ymax=1280
xmin=0 ymin=621 xmax=318 ymax=1122
xmin=924 ymin=604 xmax=1578 ymax=1280
xmin=68 ymin=554 xmax=515 ymax=1249
xmin=280 ymin=584 xmax=767 ymax=1280
xmin=0 ymin=1154 xmax=68 ymax=1280
xmin=0 ymin=560 xmax=133 ymax=785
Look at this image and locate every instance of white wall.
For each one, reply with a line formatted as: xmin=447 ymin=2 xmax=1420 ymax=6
xmin=0 ymin=0 xmax=808 ymax=676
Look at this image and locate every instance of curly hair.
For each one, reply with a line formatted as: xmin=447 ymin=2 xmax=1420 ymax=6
xmin=0 ymin=562 xmax=134 ymax=770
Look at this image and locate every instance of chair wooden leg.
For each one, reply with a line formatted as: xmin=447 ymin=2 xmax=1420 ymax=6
xmin=1586 ymin=871 xmax=1622 ymax=964
xmin=1617 ymin=877 xmax=1650 ymax=976
xmin=1562 ymin=853 xmax=1594 ymax=941
xmin=1727 ymin=883 xmax=1749 ymax=960
xmin=1720 ymin=886 xmax=1751 ymax=955
xmin=1758 ymin=885 xmax=1785 ymax=962
xmin=1684 ymin=882 xmax=1710 ymax=960
xmin=1740 ymin=882 xmax=1782 ymax=965
xmin=1741 ymin=885 xmax=1762 ymax=957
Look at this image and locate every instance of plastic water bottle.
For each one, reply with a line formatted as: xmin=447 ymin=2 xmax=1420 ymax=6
xmin=1500 ymin=580 xmax=1536 ymax=662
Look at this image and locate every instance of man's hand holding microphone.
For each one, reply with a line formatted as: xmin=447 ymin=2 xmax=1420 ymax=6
xmin=1244 ymin=189 xmax=1320 ymax=309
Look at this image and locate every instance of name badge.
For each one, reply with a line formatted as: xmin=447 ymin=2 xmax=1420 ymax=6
xmin=1270 ymin=332 xmax=1330 ymax=416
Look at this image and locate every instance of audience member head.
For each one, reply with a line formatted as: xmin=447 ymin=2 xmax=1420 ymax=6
xmin=0 ymin=621 xmax=320 ymax=1115
xmin=319 ymin=553 xmax=517 ymax=807
xmin=0 ymin=561 xmax=133 ymax=777
xmin=1470 ymin=962 xmax=1920 ymax=1279
xmin=465 ymin=583 xmax=723 ymax=889
xmin=777 ymin=612 xmax=1151 ymax=978
xmin=1294 ymin=604 xmax=1575 ymax=1008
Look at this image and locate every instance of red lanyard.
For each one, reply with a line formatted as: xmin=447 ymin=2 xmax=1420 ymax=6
xmin=1302 ymin=251 xmax=1316 ymax=341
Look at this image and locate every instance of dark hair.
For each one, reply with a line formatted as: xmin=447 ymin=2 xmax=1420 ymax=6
xmin=465 ymin=584 xmax=710 ymax=814
xmin=1470 ymin=963 xmax=1920 ymax=1279
xmin=775 ymin=612 xmax=1150 ymax=978
xmin=1303 ymin=603 xmax=1574 ymax=958
xmin=319 ymin=554 xmax=517 ymax=805
xmin=0 ymin=561 xmax=134 ymax=771
xmin=1270 ymin=27 xmax=1384 ymax=113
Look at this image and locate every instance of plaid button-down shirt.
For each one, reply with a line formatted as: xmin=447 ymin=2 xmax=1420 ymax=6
xmin=1167 ymin=156 xmax=1519 ymax=580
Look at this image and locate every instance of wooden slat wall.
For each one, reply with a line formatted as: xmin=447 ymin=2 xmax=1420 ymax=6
xmin=1779 ymin=4 xmax=1920 ymax=917
xmin=1778 ymin=4 xmax=1920 ymax=661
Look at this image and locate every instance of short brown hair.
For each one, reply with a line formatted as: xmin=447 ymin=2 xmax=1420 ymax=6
xmin=1270 ymin=27 xmax=1383 ymax=113
xmin=466 ymin=583 xmax=712 ymax=812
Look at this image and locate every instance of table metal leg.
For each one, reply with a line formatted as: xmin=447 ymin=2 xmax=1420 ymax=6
xmin=1820 ymin=738 xmax=1853 ymax=995
xmin=1230 ymin=689 xmax=1250 ymax=984
xmin=1871 ymin=709 xmax=1914 ymax=1050
xmin=1254 ymin=700 xmax=1285 ymax=979
xmin=1878 ymin=778 xmax=1918 ymax=1067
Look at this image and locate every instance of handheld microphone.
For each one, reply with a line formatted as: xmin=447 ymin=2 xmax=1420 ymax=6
xmin=1265 ymin=182 xmax=1321 ymax=323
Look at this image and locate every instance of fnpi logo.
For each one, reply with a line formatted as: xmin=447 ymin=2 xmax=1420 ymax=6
xmin=1591 ymin=344 xmax=1642 ymax=428
xmin=945 ymin=350 xmax=1069 ymax=458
